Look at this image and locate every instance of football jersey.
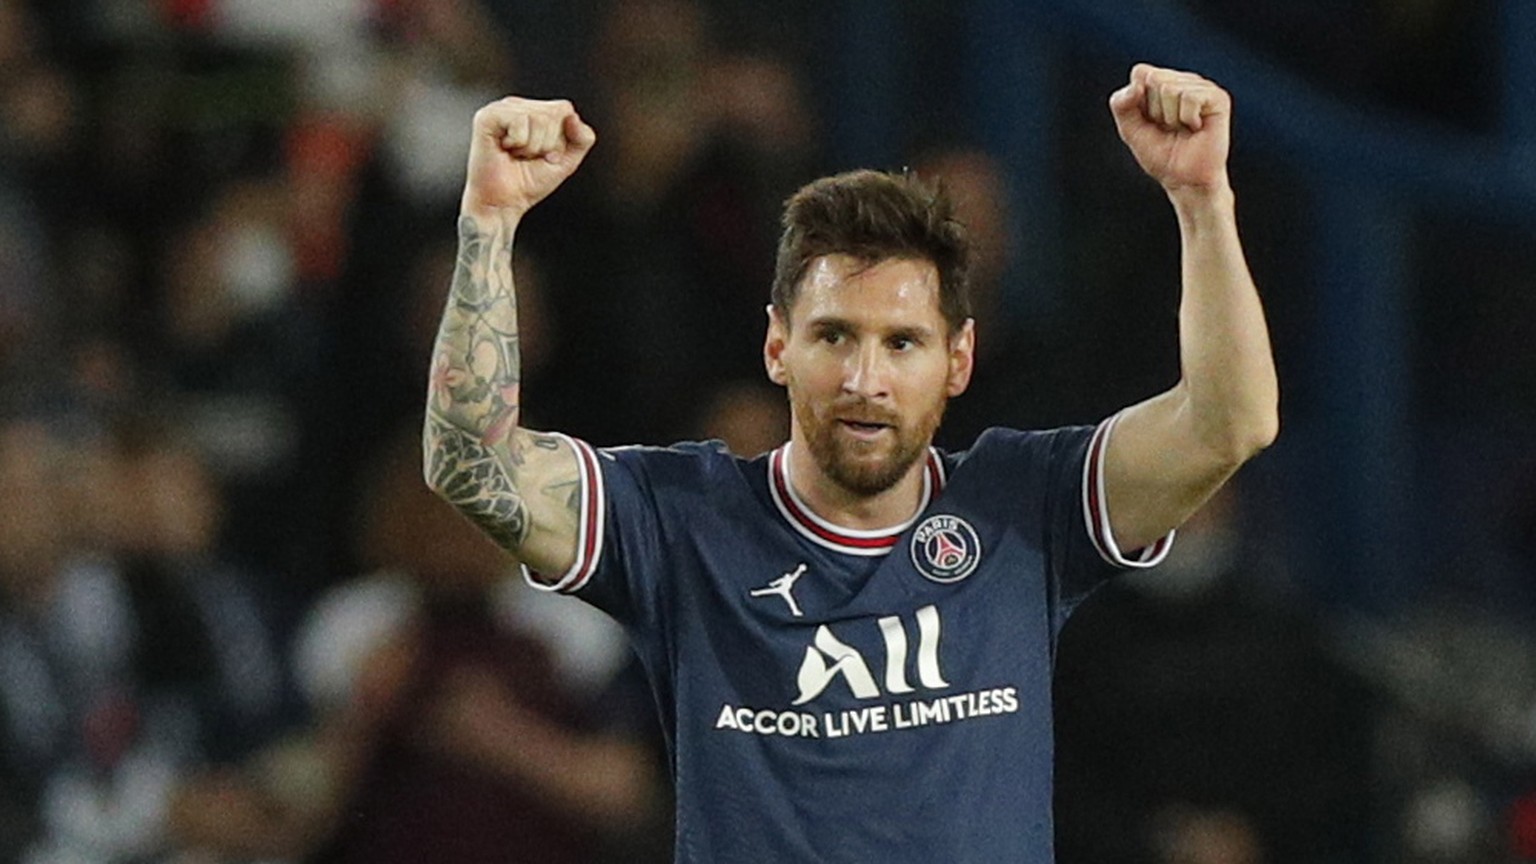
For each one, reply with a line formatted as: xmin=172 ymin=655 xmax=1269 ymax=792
xmin=526 ymin=416 xmax=1172 ymax=863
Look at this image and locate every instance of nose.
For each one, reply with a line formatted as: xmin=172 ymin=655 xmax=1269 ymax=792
xmin=842 ymin=341 xmax=891 ymax=399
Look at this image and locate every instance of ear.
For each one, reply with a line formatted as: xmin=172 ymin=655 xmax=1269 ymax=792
xmin=764 ymin=304 xmax=789 ymax=386
xmin=946 ymin=318 xmax=976 ymax=397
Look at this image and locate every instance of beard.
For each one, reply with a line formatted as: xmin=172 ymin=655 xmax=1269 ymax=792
xmin=791 ymin=386 xmax=947 ymax=497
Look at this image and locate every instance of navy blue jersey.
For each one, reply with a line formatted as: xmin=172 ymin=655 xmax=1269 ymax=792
xmin=526 ymin=418 xmax=1172 ymax=863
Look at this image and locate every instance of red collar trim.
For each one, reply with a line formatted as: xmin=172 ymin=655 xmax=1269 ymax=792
xmin=767 ymin=443 xmax=945 ymax=557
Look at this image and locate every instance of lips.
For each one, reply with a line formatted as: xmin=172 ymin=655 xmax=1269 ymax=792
xmin=837 ymin=418 xmax=893 ymax=440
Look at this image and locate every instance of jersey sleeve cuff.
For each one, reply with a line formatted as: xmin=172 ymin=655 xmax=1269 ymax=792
xmin=1081 ymin=413 xmax=1175 ymax=569
xmin=520 ymin=434 xmax=607 ymax=594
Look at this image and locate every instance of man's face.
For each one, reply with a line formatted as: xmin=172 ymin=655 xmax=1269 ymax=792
xmin=765 ymin=254 xmax=974 ymax=496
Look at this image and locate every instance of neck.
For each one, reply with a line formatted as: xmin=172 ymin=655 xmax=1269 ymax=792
xmin=785 ymin=436 xmax=929 ymax=532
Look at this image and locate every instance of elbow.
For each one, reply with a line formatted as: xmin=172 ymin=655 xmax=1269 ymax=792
xmin=422 ymin=466 xmax=445 ymax=499
xmin=1215 ymin=404 xmax=1279 ymax=468
xmin=1246 ymin=389 xmax=1282 ymax=454
xmin=1252 ymin=406 xmax=1280 ymax=452
xmin=1178 ymin=379 xmax=1280 ymax=468
xmin=421 ymin=454 xmax=444 ymax=497
xmin=420 ymin=423 xmax=450 ymax=497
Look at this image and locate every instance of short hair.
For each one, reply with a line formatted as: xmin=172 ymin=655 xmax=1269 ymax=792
xmin=770 ymin=169 xmax=971 ymax=335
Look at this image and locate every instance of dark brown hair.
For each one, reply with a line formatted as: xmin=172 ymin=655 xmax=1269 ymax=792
xmin=770 ymin=169 xmax=971 ymax=334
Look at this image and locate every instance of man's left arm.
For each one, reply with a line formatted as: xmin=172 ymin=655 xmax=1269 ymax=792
xmin=1102 ymin=64 xmax=1280 ymax=552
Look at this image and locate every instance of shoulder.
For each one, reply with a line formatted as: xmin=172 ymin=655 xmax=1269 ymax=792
xmin=596 ymin=439 xmax=746 ymax=471
xmin=593 ymin=439 xmax=766 ymax=496
xmin=597 ymin=438 xmax=733 ymax=458
xmin=950 ymin=425 xmax=1098 ymax=468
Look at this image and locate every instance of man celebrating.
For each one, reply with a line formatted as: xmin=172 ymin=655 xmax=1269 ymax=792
xmin=424 ymin=63 xmax=1277 ymax=862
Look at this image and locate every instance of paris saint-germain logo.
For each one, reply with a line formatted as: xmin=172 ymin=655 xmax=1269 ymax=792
xmin=910 ymin=514 xmax=982 ymax=583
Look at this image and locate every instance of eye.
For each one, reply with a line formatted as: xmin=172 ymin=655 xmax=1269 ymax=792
xmin=888 ymin=335 xmax=917 ymax=352
xmin=818 ymin=330 xmax=845 ymax=346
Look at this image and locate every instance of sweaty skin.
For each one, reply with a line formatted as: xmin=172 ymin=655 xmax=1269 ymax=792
xmin=424 ymin=63 xmax=1277 ymax=595
xmin=423 ymin=98 xmax=596 ymax=577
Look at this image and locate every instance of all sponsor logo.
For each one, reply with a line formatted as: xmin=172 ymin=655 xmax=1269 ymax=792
xmin=792 ymin=605 xmax=948 ymax=704
xmin=910 ymin=514 xmax=982 ymax=583
xmin=713 ymin=604 xmax=1021 ymax=740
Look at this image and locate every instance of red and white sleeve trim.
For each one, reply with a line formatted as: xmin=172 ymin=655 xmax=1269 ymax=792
xmin=520 ymin=434 xmax=606 ymax=594
xmin=1081 ymin=414 xmax=1175 ymax=569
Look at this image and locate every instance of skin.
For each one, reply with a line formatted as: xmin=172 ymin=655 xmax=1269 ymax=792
xmin=425 ymin=62 xmax=1278 ymax=577
xmin=1101 ymin=64 xmax=1279 ymax=551
xmin=422 ymin=98 xmax=595 ymax=574
xmin=763 ymin=255 xmax=974 ymax=529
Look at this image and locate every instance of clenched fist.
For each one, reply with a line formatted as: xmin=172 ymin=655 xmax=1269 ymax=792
xmin=1109 ymin=64 xmax=1231 ymax=195
xmin=462 ymin=97 xmax=597 ymax=221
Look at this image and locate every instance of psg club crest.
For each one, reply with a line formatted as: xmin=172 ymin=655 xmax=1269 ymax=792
xmin=910 ymin=514 xmax=982 ymax=583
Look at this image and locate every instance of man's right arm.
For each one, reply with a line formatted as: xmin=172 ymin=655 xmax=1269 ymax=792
xmin=422 ymin=98 xmax=596 ymax=577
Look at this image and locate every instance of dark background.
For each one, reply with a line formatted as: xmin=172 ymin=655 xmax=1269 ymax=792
xmin=1 ymin=1 xmax=1533 ymax=862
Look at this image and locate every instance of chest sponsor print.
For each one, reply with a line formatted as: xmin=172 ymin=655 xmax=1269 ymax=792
xmin=711 ymin=603 xmax=1020 ymax=741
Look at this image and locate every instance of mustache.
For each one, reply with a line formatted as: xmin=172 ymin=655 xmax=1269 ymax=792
xmin=829 ymin=400 xmax=900 ymax=426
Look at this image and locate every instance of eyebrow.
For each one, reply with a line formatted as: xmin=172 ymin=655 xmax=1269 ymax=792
xmin=806 ymin=317 xmax=936 ymax=342
xmin=885 ymin=325 xmax=934 ymax=343
xmin=806 ymin=316 xmax=853 ymax=332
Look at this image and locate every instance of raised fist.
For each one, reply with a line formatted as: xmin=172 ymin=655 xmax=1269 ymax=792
xmin=1109 ymin=64 xmax=1232 ymax=194
xmin=462 ymin=97 xmax=597 ymax=220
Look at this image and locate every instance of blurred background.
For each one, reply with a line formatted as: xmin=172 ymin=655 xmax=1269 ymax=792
xmin=0 ymin=0 xmax=1532 ymax=862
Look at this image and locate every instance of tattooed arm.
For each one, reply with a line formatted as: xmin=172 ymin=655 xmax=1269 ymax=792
xmin=423 ymin=97 xmax=597 ymax=575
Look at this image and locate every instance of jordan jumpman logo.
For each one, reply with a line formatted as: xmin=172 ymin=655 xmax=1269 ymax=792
xmin=749 ymin=563 xmax=809 ymax=617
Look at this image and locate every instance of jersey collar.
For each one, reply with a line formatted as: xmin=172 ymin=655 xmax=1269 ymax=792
xmin=768 ymin=442 xmax=947 ymax=557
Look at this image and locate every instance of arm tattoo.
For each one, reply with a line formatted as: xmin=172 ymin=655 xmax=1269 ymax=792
xmin=423 ymin=215 xmax=530 ymax=549
xmin=542 ymin=478 xmax=582 ymax=515
xmin=425 ymin=416 xmax=531 ymax=550
xmin=429 ymin=216 xmax=521 ymax=444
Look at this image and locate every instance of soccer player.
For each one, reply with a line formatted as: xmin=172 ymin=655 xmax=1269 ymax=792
xmin=423 ymin=63 xmax=1278 ymax=862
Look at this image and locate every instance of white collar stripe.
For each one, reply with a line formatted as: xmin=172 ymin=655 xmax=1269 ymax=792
xmin=767 ymin=444 xmax=944 ymax=557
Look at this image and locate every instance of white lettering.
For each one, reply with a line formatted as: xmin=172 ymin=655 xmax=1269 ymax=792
xmin=915 ymin=604 xmax=949 ymax=689
xmin=794 ymin=626 xmax=880 ymax=705
xmin=715 ymin=706 xmax=822 ymax=737
xmin=877 ymin=615 xmax=914 ymax=694
xmin=998 ymin=687 xmax=1018 ymax=713
xmin=718 ymin=687 xmax=1017 ymax=740
xmin=917 ymin=698 xmax=949 ymax=724
xmin=946 ymin=694 xmax=968 ymax=720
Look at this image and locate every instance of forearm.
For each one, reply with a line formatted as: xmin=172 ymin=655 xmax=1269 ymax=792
xmin=423 ymin=211 xmax=532 ymax=550
xmin=428 ymin=212 xmax=522 ymax=436
xmin=1102 ymin=66 xmax=1276 ymax=548
xmin=1168 ymin=184 xmax=1279 ymax=464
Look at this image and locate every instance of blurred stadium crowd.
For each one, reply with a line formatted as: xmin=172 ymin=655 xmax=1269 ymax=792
xmin=0 ymin=0 xmax=1533 ymax=862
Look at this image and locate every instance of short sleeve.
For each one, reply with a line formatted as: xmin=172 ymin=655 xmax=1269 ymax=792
xmin=1045 ymin=415 xmax=1174 ymax=617
xmin=519 ymin=434 xmax=609 ymax=595
xmin=519 ymin=437 xmax=691 ymax=634
xmin=1079 ymin=413 xmax=1176 ymax=570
